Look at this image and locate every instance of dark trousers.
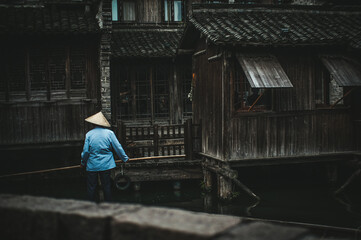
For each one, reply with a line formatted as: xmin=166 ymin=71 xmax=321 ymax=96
xmin=87 ymin=170 xmax=112 ymax=202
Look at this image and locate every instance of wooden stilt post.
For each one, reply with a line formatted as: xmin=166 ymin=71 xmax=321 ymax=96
xmin=217 ymin=174 xmax=233 ymax=200
xmin=203 ymin=168 xmax=213 ymax=192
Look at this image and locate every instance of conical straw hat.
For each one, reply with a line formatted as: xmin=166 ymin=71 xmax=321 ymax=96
xmin=85 ymin=111 xmax=111 ymax=127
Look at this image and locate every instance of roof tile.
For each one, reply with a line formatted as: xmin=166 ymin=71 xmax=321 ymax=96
xmin=189 ymin=6 xmax=361 ymax=47
xmin=112 ymin=28 xmax=183 ymax=58
xmin=0 ymin=5 xmax=99 ymax=35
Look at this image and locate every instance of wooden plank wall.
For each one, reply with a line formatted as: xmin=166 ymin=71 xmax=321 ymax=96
xmin=193 ymin=40 xmax=224 ymax=159
xmin=192 ymin=45 xmax=358 ymax=161
xmin=273 ymin=51 xmax=316 ymax=111
xmin=228 ymin=110 xmax=354 ymax=160
xmin=225 ymin=49 xmax=357 ymax=160
xmin=138 ymin=0 xmax=161 ymax=23
xmin=0 ymin=101 xmax=97 ymax=145
xmin=0 ymin=37 xmax=100 ymax=146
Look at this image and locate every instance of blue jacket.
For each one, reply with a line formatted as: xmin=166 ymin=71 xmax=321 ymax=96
xmin=81 ymin=127 xmax=129 ymax=171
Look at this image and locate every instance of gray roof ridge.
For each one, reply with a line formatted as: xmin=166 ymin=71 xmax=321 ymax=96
xmin=113 ymin=28 xmax=184 ymax=33
xmin=191 ymin=4 xmax=361 ymax=15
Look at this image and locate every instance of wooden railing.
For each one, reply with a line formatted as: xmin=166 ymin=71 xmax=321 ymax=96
xmin=115 ymin=119 xmax=201 ymax=160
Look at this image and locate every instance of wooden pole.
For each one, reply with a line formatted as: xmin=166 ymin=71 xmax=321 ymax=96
xmin=153 ymin=124 xmax=159 ymax=156
xmin=0 ymin=155 xmax=185 ymax=179
xmin=334 ymin=169 xmax=361 ymax=195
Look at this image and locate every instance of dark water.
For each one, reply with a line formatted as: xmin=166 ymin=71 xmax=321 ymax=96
xmin=1 ymin=162 xmax=361 ymax=230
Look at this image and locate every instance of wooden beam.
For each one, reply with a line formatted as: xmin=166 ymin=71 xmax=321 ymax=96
xmin=193 ymin=49 xmax=206 ymax=57
xmin=203 ymin=161 xmax=260 ymax=200
xmin=177 ymin=49 xmax=194 ymax=55
xmin=0 ymin=155 xmax=186 ymax=179
xmin=114 ymin=167 xmax=202 ymax=182
xmin=208 ymin=53 xmax=222 ymax=62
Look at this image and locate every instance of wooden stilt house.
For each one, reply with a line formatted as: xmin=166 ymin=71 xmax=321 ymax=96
xmin=180 ymin=3 xmax=361 ymax=197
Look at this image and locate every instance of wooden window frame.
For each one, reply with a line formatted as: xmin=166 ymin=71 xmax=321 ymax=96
xmin=0 ymin=44 xmax=87 ymax=103
xmin=233 ymin=59 xmax=273 ymax=113
xmin=117 ymin=64 xmax=171 ymax=122
xmin=163 ymin=0 xmax=185 ymax=23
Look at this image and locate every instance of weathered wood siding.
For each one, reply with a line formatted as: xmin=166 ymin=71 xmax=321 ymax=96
xmin=193 ymin=40 xmax=224 ymax=159
xmin=138 ymin=0 xmax=161 ymax=23
xmin=228 ymin=110 xmax=354 ymax=160
xmin=225 ymin=49 xmax=358 ymax=160
xmin=0 ymin=101 xmax=97 ymax=145
xmin=0 ymin=37 xmax=100 ymax=146
xmin=192 ymin=45 xmax=359 ymax=161
xmin=273 ymin=51 xmax=316 ymax=112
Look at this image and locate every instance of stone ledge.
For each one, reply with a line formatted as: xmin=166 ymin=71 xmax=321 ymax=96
xmin=0 ymin=194 xmax=351 ymax=240
xmin=0 ymin=194 xmax=240 ymax=240
xmin=111 ymin=206 xmax=240 ymax=240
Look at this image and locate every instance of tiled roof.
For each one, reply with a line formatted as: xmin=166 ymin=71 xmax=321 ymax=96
xmin=188 ymin=5 xmax=361 ymax=47
xmin=112 ymin=28 xmax=183 ymax=58
xmin=350 ymin=31 xmax=361 ymax=49
xmin=0 ymin=5 xmax=99 ymax=35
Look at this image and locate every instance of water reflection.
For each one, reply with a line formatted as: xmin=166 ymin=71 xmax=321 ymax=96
xmin=1 ymin=177 xmax=361 ymax=229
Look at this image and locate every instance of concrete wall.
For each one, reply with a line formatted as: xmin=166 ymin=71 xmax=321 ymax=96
xmin=0 ymin=194 xmax=348 ymax=240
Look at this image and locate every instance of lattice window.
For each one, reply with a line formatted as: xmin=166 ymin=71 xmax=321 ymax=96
xmin=7 ymin=49 xmax=25 ymax=92
xmin=135 ymin=67 xmax=151 ymax=118
xmin=49 ymin=47 xmax=66 ymax=90
xmin=70 ymin=47 xmax=86 ymax=90
xmin=154 ymin=65 xmax=169 ymax=118
xmin=29 ymin=49 xmax=47 ymax=91
xmin=118 ymin=66 xmax=132 ymax=119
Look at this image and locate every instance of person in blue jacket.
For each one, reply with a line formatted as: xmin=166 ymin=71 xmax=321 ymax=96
xmin=81 ymin=111 xmax=129 ymax=202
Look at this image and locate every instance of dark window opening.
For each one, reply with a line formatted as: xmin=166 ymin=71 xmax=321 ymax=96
xmin=136 ymin=67 xmax=151 ymax=119
xmin=7 ymin=49 xmax=26 ymax=92
xmin=49 ymin=47 xmax=66 ymax=91
xmin=116 ymin=64 xmax=171 ymax=121
xmin=234 ymin=65 xmax=272 ymax=112
xmin=29 ymin=48 xmax=47 ymax=92
xmin=1 ymin=44 xmax=87 ymax=102
xmin=70 ymin=47 xmax=86 ymax=90
xmin=118 ymin=67 xmax=132 ymax=120
xmin=154 ymin=65 xmax=169 ymax=118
